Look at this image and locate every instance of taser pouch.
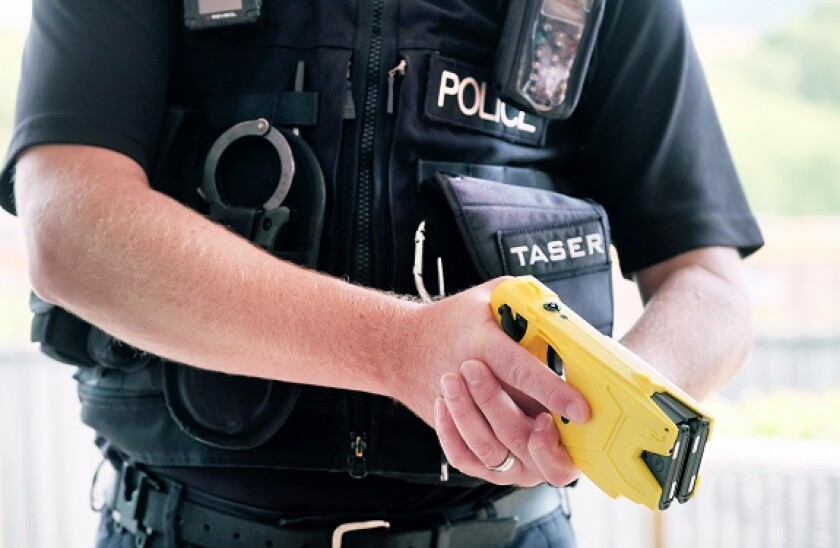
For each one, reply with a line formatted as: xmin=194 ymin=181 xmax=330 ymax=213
xmin=419 ymin=172 xmax=614 ymax=335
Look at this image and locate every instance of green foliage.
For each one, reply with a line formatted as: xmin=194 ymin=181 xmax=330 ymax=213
xmin=709 ymin=389 xmax=840 ymax=440
xmin=701 ymin=0 xmax=840 ymax=215
xmin=763 ymin=1 xmax=840 ymax=106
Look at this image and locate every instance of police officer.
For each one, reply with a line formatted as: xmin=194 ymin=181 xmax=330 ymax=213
xmin=2 ymin=0 xmax=763 ymax=546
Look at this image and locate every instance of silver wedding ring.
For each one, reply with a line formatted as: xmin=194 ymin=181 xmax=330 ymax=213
xmin=486 ymin=451 xmax=516 ymax=473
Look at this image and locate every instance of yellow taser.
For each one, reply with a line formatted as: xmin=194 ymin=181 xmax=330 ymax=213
xmin=490 ymin=276 xmax=713 ymax=511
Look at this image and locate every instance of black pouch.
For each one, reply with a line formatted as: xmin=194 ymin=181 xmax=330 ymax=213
xmin=87 ymin=327 xmax=154 ymax=373
xmin=162 ymin=364 xmax=301 ymax=450
xmin=420 ymin=171 xmax=614 ymax=335
xmin=159 ymin=114 xmax=326 ymax=451
xmin=142 ymin=56 xmax=330 ymax=452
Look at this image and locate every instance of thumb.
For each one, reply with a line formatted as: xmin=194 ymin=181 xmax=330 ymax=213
xmin=474 ymin=276 xmax=514 ymax=294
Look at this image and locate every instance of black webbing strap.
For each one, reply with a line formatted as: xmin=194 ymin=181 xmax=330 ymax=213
xmin=203 ymin=92 xmax=319 ymax=129
xmin=30 ymin=295 xmax=95 ymax=367
xmin=162 ymin=483 xmax=184 ymax=548
xmin=416 ymin=160 xmax=557 ymax=191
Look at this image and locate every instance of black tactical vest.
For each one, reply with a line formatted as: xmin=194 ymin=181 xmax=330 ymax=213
xmin=32 ymin=0 xmax=614 ymax=486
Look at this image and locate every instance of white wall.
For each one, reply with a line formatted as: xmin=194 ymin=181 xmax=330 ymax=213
xmin=0 ymin=349 xmax=101 ymax=548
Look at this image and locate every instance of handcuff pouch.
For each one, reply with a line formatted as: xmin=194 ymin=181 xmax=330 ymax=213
xmin=161 ymin=120 xmax=325 ymax=450
xmin=162 ymin=364 xmax=301 ymax=450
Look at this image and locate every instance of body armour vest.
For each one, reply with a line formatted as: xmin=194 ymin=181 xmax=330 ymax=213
xmin=31 ymin=0 xmax=615 ymax=486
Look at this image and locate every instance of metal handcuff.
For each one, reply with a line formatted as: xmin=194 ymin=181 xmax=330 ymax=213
xmin=199 ymin=117 xmax=295 ymax=250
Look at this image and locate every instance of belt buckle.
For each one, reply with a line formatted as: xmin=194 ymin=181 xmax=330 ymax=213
xmin=111 ymin=463 xmax=161 ymax=546
xmin=331 ymin=519 xmax=390 ymax=548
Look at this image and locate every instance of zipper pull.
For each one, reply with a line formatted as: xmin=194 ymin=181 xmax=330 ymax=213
xmin=348 ymin=431 xmax=369 ymax=479
xmin=387 ymin=58 xmax=407 ymax=114
xmin=343 ymin=63 xmax=356 ymax=120
xmin=292 ymin=60 xmax=305 ymax=135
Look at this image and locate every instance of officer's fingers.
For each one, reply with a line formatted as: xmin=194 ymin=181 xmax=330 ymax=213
xmin=527 ymin=413 xmax=580 ymax=487
xmin=433 ymin=397 xmax=518 ymax=486
xmin=482 ymin=340 xmax=590 ymax=424
xmin=440 ymin=371 xmax=517 ymax=470
xmin=459 ymin=360 xmax=534 ymax=459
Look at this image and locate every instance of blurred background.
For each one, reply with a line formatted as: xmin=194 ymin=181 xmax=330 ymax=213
xmin=1 ymin=0 xmax=839 ymax=546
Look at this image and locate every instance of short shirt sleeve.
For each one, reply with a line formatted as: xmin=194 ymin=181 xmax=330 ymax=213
xmin=0 ymin=0 xmax=174 ymax=214
xmin=573 ymin=0 xmax=764 ymax=276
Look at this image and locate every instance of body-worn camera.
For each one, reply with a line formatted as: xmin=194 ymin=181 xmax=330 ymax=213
xmin=495 ymin=0 xmax=605 ymax=120
xmin=183 ymin=0 xmax=262 ymax=31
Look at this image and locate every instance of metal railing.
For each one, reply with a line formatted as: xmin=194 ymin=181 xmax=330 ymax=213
xmin=571 ymin=438 xmax=840 ymax=548
xmin=722 ymin=336 xmax=840 ymax=397
xmin=0 ymin=348 xmax=101 ymax=548
xmin=663 ymin=440 xmax=840 ymax=548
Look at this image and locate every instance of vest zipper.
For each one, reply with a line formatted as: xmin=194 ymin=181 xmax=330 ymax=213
xmin=353 ymin=0 xmax=385 ymax=286
xmin=387 ymin=58 xmax=407 ymax=114
xmin=346 ymin=0 xmax=386 ymax=479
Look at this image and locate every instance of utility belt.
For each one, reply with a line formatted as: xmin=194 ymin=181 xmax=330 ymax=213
xmin=97 ymin=459 xmax=569 ymax=548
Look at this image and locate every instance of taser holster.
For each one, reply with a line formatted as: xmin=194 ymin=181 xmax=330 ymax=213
xmin=490 ymin=276 xmax=713 ymax=511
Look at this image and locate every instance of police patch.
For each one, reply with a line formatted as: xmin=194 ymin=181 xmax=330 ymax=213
xmin=498 ymin=221 xmax=608 ymax=278
xmin=424 ymin=56 xmax=547 ymax=146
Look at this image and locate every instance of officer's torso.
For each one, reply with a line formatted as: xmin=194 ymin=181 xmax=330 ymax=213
xmin=59 ymin=0 xmax=611 ymax=506
xmin=165 ymin=0 xmax=581 ymax=293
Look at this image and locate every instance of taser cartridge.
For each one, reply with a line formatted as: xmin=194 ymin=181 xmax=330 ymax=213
xmin=490 ymin=276 xmax=713 ymax=511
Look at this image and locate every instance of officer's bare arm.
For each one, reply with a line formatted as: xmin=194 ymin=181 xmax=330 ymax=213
xmin=15 ymin=144 xmax=589 ymax=431
xmin=16 ymin=145 xmax=403 ymax=391
xmin=620 ymin=246 xmax=752 ymax=399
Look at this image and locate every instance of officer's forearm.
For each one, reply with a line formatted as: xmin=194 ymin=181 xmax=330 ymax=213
xmin=15 ymin=144 xmax=417 ymax=396
xmin=618 ymin=248 xmax=752 ymax=400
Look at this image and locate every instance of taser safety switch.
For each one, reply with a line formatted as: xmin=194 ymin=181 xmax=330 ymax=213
xmin=490 ymin=276 xmax=713 ymax=511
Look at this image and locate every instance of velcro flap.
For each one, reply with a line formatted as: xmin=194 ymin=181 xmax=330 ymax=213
xmin=426 ymin=173 xmax=611 ymax=281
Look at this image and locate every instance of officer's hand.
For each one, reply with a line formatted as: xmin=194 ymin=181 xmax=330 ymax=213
xmin=401 ymin=277 xmax=589 ymax=485
xmin=402 ymin=278 xmax=589 ymax=425
xmin=434 ymin=361 xmax=580 ymax=487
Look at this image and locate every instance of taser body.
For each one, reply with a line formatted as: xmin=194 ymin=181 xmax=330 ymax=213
xmin=490 ymin=276 xmax=714 ymax=511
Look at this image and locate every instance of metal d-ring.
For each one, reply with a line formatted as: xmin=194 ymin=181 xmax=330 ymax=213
xmin=413 ymin=220 xmax=446 ymax=303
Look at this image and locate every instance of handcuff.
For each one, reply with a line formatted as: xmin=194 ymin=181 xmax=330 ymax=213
xmin=199 ymin=118 xmax=294 ymax=250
